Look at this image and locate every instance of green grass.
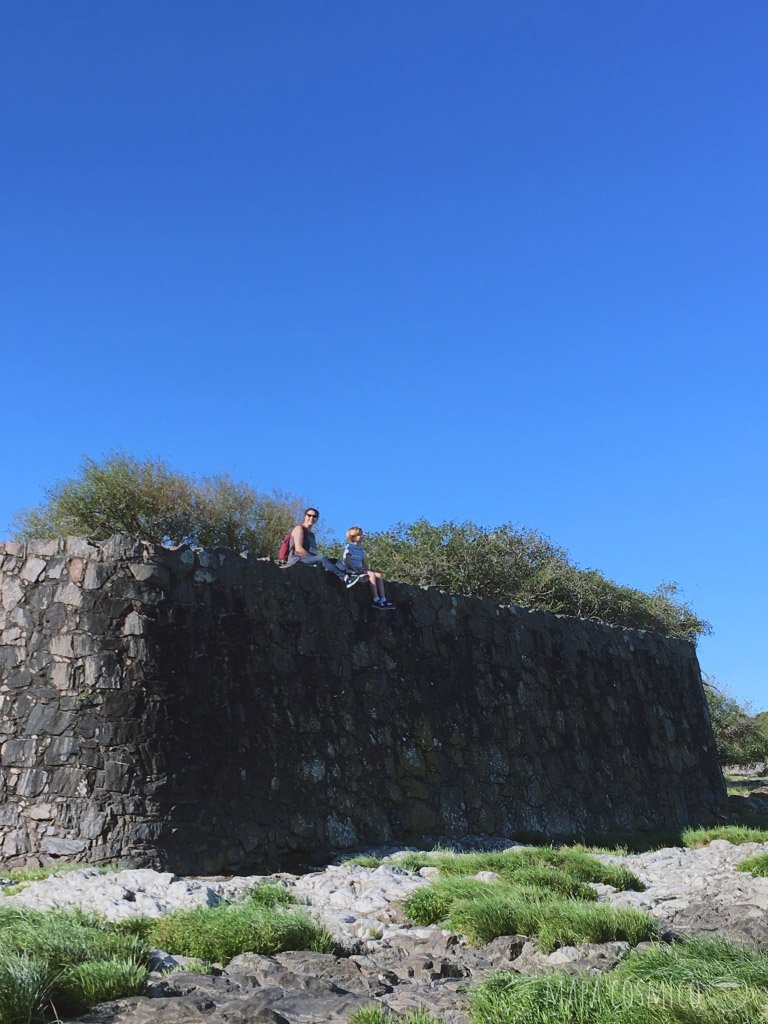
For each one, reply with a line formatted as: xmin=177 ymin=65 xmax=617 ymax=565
xmin=469 ymin=935 xmax=768 ymax=1024
xmin=681 ymin=824 xmax=768 ymax=847
xmin=398 ymin=847 xmax=655 ymax=951
xmin=349 ymin=1007 xmax=444 ymax=1024
xmin=0 ymin=888 xmax=331 ymax=1021
xmin=241 ymin=882 xmax=297 ymax=907
xmin=147 ymin=902 xmax=333 ymax=963
xmin=0 ymin=906 xmax=149 ymax=1019
xmin=736 ymin=851 xmax=768 ymax=877
xmin=445 ymin=893 xmax=657 ymax=950
xmin=342 ymin=855 xmax=385 ymax=868
xmin=617 ymin=935 xmax=768 ymax=990
xmin=0 ymin=863 xmax=116 ymax=897
xmin=391 ymin=848 xmax=643 ymax=892
xmin=404 ymin=877 xmax=505 ymax=925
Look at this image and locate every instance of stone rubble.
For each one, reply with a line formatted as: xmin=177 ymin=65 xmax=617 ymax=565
xmin=2 ymin=837 xmax=768 ymax=1023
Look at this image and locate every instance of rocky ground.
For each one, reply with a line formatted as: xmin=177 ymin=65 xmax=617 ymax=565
xmin=3 ymin=832 xmax=768 ymax=1024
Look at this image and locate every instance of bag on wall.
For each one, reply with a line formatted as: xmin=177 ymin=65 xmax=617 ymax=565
xmin=277 ymin=532 xmax=292 ymax=562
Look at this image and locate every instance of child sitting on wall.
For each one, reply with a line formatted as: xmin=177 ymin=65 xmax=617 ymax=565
xmin=341 ymin=527 xmax=395 ymax=610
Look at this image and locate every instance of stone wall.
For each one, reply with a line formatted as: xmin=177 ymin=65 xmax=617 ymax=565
xmin=0 ymin=535 xmax=725 ymax=873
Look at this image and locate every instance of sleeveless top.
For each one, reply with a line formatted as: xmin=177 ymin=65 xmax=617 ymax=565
xmin=286 ymin=526 xmax=317 ymax=564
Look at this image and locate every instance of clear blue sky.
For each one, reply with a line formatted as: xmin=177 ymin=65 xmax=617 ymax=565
xmin=2 ymin=2 xmax=766 ymax=710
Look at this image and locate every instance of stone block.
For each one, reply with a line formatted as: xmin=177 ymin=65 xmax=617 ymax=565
xmin=26 ymin=703 xmax=75 ymax=736
xmin=122 ymin=611 xmax=150 ymax=636
xmin=20 ymin=557 xmax=47 ymax=583
xmin=44 ymin=736 xmax=80 ymax=765
xmin=50 ymin=634 xmax=75 ymax=657
xmin=1 ymin=541 xmax=25 ymax=557
xmin=101 ymin=535 xmax=145 ymax=560
xmin=1 ymin=576 xmax=24 ymax=609
xmin=64 ymin=537 xmax=100 ymax=557
xmin=16 ymin=768 xmax=49 ymax=797
xmin=54 ymin=583 xmax=84 ymax=607
xmin=1 ymin=737 xmax=39 ymax=767
xmin=68 ymin=558 xmax=85 ymax=583
xmin=83 ymin=562 xmax=117 ymax=590
xmin=40 ymin=835 xmax=87 ymax=856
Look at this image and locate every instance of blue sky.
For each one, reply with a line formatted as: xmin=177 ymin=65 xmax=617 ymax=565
xmin=2 ymin=2 xmax=766 ymax=710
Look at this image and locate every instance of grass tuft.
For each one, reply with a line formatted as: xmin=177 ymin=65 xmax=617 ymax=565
xmin=349 ymin=1007 xmax=444 ymax=1024
xmin=54 ymin=959 xmax=147 ymax=1015
xmin=342 ymin=856 xmax=384 ymax=868
xmin=390 ymin=847 xmax=643 ymax=892
xmin=445 ymin=893 xmax=657 ymax=950
xmin=681 ymin=824 xmax=768 ymax=847
xmin=241 ymin=882 xmax=296 ymax=907
xmin=147 ymin=903 xmax=333 ymax=963
xmin=735 ymin=851 xmax=768 ymax=877
xmin=404 ymin=878 xmax=501 ymax=925
xmin=470 ymin=935 xmax=768 ymax=1023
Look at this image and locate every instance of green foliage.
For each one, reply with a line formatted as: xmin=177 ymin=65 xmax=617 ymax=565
xmin=0 ymin=864 xmax=116 ymax=898
xmin=682 ymin=823 xmax=768 ymax=847
xmin=398 ymin=848 xmax=653 ymax=951
xmin=391 ymin=848 xmax=643 ymax=892
xmin=146 ymin=903 xmax=333 ymax=963
xmin=469 ymin=968 xmax=768 ymax=1024
xmin=0 ymin=952 xmax=48 ymax=1024
xmin=364 ymin=520 xmax=708 ymax=640
xmin=11 ymin=452 xmax=308 ymax=557
xmin=445 ymin=893 xmax=657 ymax=949
xmin=241 ymin=882 xmax=296 ymax=907
xmin=349 ymin=1008 xmax=444 ymax=1024
xmin=342 ymin=855 xmax=384 ymax=868
xmin=617 ymin=934 xmax=768 ymax=990
xmin=471 ymin=936 xmax=768 ymax=1024
xmin=0 ymin=898 xmax=332 ymax=1021
xmin=703 ymin=676 xmax=768 ymax=767
xmin=736 ymin=852 xmax=768 ymax=876
xmin=54 ymin=959 xmax=147 ymax=1014
xmin=404 ymin=878 xmax=502 ymax=925
xmin=0 ymin=906 xmax=149 ymax=1021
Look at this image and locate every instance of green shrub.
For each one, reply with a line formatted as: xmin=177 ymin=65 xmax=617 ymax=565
xmin=392 ymin=848 xmax=643 ymax=892
xmin=0 ymin=907 xmax=150 ymax=971
xmin=11 ymin=452 xmax=309 ymax=557
xmin=736 ymin=852 xmax=768 ymax=877
xmin=349 ymin=1008 xmax=444 ymax=1024
xmin=364 ymin=520 xmax=708 ymax=640
xmin=469 ymin=969 xmax=767 ymax=1024
xmin=147 ymin=904 xmax=333 ymax=963
xmin=54 ymin=959 xmax=147 ymax=1015
xmin=682 ymin=824 xmax=768 ymax=847
xmin=0 ymin=908 xmax=149 ymax=1021
xmin=0 ymin=952 xmax=48 ymax=1024
xmin=403 ymin=878 xmax=501 ymax=925
xmin=242 ymin=883 xmax=296 ymax=907
xmin=617 ymin=934 xmax=768 ymax=991
xmin=703 ymin=677 xmax=768 ymax=767
xmin=470 ymin=934 xmax=768 ymax=1023
xmin=446 ymin=893 xmax=657 ymax=950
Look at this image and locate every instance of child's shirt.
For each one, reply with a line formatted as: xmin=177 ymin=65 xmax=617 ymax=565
xmin=343 ymin=542 xmax=366 ymax=572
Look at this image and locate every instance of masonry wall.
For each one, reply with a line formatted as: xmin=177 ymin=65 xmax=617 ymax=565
xmin=0 ymin=535 xmax=725 ymax=873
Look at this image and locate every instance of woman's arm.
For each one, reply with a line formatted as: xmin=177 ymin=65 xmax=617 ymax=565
xmin=291 ymin=524 xmax=309 ymax=557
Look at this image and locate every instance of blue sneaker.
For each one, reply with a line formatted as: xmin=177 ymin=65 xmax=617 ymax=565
xmin=345 ymin=574 xmax=365 ymax=588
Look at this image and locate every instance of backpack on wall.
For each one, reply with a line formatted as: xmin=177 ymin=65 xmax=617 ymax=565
xmin=277 ymin=531 xmax=293 ymax=562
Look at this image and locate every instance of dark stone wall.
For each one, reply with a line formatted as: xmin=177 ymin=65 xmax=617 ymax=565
xmin=0 ymin=535 xmax=725 ymax=872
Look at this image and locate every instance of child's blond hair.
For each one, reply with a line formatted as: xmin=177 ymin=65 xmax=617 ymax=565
xmin=346 ymin=525 xmax=363 ymax=542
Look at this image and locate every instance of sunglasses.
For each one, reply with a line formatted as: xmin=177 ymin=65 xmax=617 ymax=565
xmin=305 ymin=513 xmax=318 ymax=519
